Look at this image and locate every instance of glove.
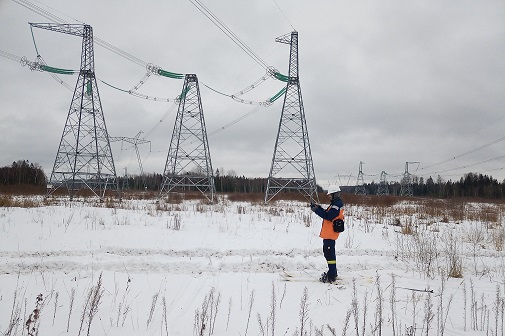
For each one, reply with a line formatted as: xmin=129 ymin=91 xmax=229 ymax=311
xmin=310 ymin=203 xmax=317 ymax=210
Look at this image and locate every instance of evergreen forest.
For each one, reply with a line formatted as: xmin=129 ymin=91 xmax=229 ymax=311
xmin=1 ymin=160 xmax=505 ymax=200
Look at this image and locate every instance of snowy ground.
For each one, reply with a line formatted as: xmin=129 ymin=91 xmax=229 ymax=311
xmin=1 ymin=195 xmax=505 ymax=335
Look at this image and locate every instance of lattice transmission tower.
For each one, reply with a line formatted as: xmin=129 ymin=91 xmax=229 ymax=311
xmin=160 ymin=74 xmax=215 ymax=202
xmin=400 ymin=161 xmax=419 ymax=197
xmin=334 ymin=174 xmax=353 ymax=189
xmin=110 ymin=131 xmax=151 ymax=191
xmin=377 ymin=171 xmax=389 ymax=196
xmin=33 ymin=23 xmax=118 ymax=200
xmin=265 ymin=31 xmax=318 ymax=204
xmin=355 ymin=161 xmax=366 ymax=195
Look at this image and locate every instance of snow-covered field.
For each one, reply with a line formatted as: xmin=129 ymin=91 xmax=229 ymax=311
xmin=1 ymin=195 xmax=505 ymax=335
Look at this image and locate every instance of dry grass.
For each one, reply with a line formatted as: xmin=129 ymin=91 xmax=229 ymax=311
xmin=0 ymin=184 xmax=46 ymax=195
xmin=0 ymin=195 xmax=41 ymax=208
xmin=4 ymin=273 xmax=502 ymax=336
xmin=226 ymin=192 xmax=265 ymax=203
xmin=2 ymin=192 xmax=505 ymax=334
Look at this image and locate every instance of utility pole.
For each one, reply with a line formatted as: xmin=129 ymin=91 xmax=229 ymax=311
xmin=33 ymin=23 xmax=118 ymax=200
xmin=160 ymin=74 xmax=215 ymax=202
xmin=265 ymin=31 xmax=318 ymax=203
xmin=355 ymin=161 xmax=366 ymax=195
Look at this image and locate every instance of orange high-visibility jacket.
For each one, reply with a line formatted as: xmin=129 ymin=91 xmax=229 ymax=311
xmin=319 ymin=205 xmax=344 ymax=240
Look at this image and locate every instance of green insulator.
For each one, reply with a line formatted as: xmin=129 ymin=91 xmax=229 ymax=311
xmin=40 ymin=65 xmax=75 ymax=75
xmin=274 ymin=72 xmax=289 ymax=82
xmin=177 ymin=85 xmax=191 ymax=100
xmin=269 ymin=87 xmax=286 ymax=102
xmin=157 ymin=68 xmax=184 ymax=79
xmin=86 ymin=80 xmax=92 ymax=96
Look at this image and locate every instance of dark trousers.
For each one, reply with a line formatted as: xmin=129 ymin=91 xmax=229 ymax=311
xmin=323 ymin=239 xmax=337 ymax=279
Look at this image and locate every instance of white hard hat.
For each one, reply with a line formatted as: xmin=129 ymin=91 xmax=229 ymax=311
xmin=326 ymin=185 xmax=341 ymax=195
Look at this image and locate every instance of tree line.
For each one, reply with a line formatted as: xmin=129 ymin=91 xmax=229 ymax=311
xmin=104 ymin=171 xmax=505 ymax=200
xmin=0 ymin=160 xmax=46 ymax=186
xmin=2 ymin=161 xmax=505 ymax=200
xmin=352 ymin=173 xmax=505 ymax=199
xmin=119 ymin=169 xmax=269 ymax=194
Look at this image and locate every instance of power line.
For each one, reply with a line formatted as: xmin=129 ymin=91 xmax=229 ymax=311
xmin=144 ymin=103 xmax=178 ymax=139
xmin=12 ymin=0 xmax=64 ymax=23
xmin=272 ymin=0 xmax=295 ymax=31
xmin=1 ymin=47 xmax=278 ymax=143
xmin=188 ymin=0 xmax=270 ymax=71
xmin=31 ymin=0 xmax=84 ymax=24
xmin=420 ymin=135 xmax=505 ymax=170
xmin=12 ymin=0 xmax=287 ymax=107
xmin=0 ymin=49 xmax=22 ymax=62
xmin=421 ymin=154 xmax=505 ymax=177
xmin=0 ymin=50 xmax=75 ymax=90
xmin=95 ymin=37 xmax=147 ymax=68
xmin=207 ymin=106 xmax=264 ymax=137
xmin=12 ymin=0 xmax=149 ymax=68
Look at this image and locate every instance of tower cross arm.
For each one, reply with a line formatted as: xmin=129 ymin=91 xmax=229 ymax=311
xmin=405 ymin=161 xmax=421 ymax=174
xmin=275 ymin=31 xmax=296 ymax=44
xmin=109 ymin=136 xmax=150 ymax=146
xmin=30 ymin=23 xmax=87 ymax=37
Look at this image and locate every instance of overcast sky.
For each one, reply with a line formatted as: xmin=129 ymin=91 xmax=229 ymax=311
xmin=1 ymin=0 xmax=504 ymax=188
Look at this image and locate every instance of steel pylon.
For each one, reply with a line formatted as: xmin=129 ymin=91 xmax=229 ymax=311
xmin=377 ymin=171 xmax=389 ymax=196
xmin=110 ymin=131 xmax=150 ymax=191
xmin=265 ymin=31 xmax=318 ymax=204
xmin=355 ymin=161 xmax=366 ymax=195
xmin=160 ymin=74 xmax=215 ymax=202
xmin=400 ymin=162 xmax=419 ymax=197
xmin=33 ymin=23 xmax=118 ymax=200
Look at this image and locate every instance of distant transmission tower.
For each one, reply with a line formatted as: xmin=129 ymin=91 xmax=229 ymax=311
xmin=355 ymin=161 xmax=366 ymax=195
xmin=160 ymin=74 xmax=215 ymax=202
xmin=265 ymin=31 xmax=318 ymax=203
xmin=110 ymin=131 xmax=150 ymax=191
xmin=400 ymin=162 xmax=419 ymax=197
xmin=122 ymin=167 xmax=129 ymax=190
xmin=377 ymin=171 xmax=389 ymax=196
xmin=34 ymin=23 xmax=118 ymax=200
xmin=335 ymin=174 xmax=353 ymax=188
